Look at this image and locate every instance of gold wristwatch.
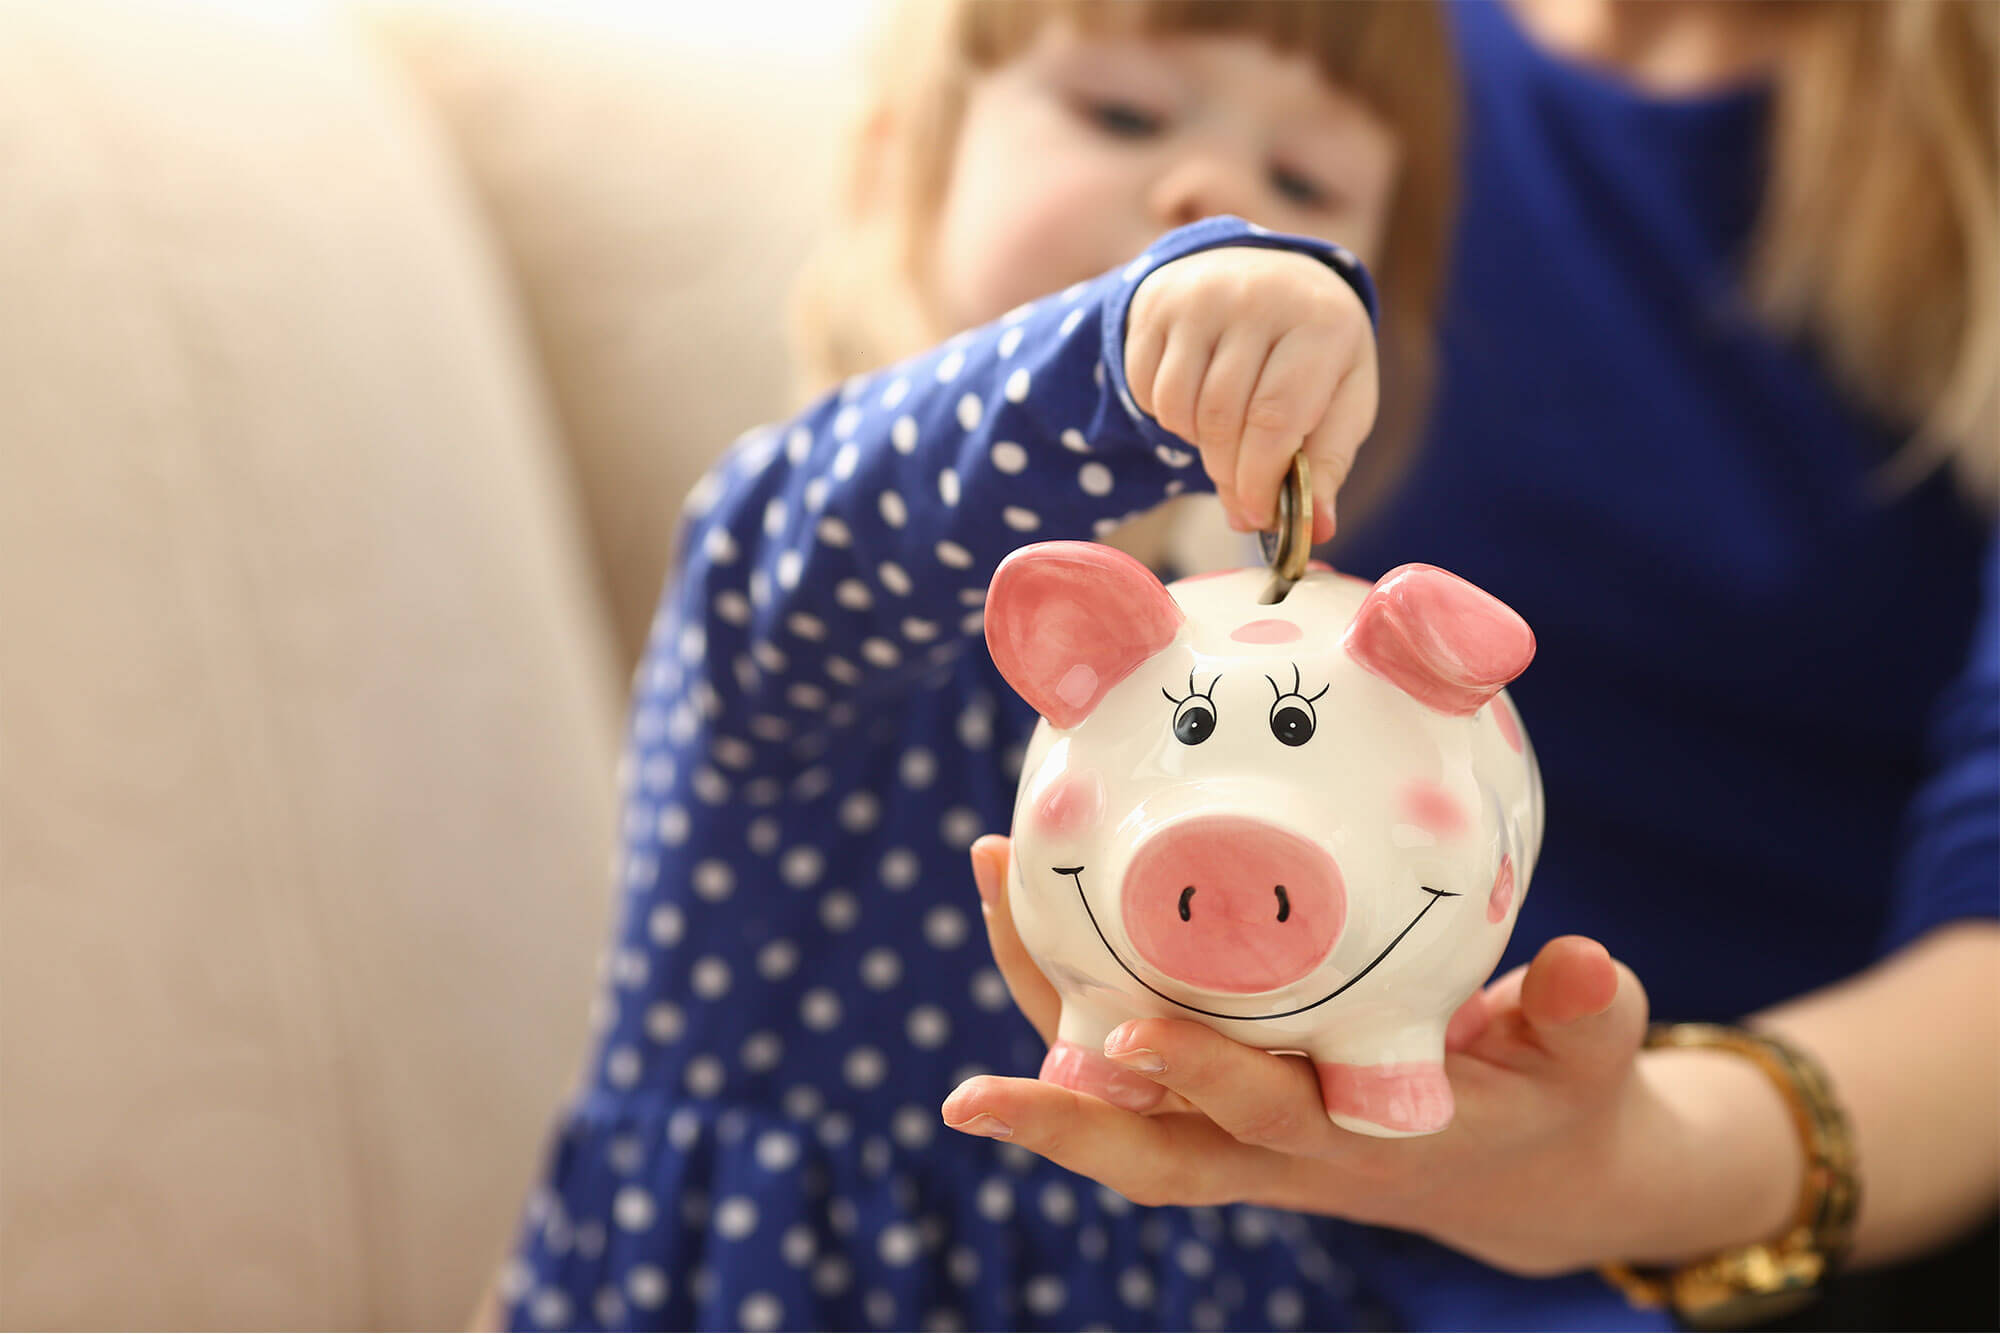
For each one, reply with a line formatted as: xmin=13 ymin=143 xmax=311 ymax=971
xmin=1599 ymin=1023 xmax=1860 ymax=1331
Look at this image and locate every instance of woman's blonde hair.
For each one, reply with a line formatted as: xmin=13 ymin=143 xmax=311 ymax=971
xmin=788 ymin=0 xmax=1459 ymax=520
xmin=1753 ymin=1 xmax=1996 ymax=510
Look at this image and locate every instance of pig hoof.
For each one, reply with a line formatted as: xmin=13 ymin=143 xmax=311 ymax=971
xmin=1041 ymin=1041 xmax=1166 ymax=1112
xmin=1316 ymin=1060 xmax=1453 ymax=1137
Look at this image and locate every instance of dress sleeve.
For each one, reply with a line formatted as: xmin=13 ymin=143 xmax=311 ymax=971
xmin=649 ymin=215 xmax=1373 ymax=749
xmin=1878 ymin=527 xmax=2000 ymax=953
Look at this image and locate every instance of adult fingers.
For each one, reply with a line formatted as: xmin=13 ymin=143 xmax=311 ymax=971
xmin=970 ymin=835 xmax=1061 ymax=1046
xmin=1232 ymin=325 xmax=1339 ymax=534
xmin=941 ymin=1074 xmax=1283 ymax=1210
xmin=1101 ymin=1016 xmax=1347 ymax=1160
xmin=1492 ymin=936 xmax=1648 ymax=1087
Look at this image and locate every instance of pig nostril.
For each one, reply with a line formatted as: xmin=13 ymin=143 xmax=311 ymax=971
xmin=1179 ymin=886 xmax=1195 ymax=921
xmin=1275 ymin=885 xmax=1290 ymax=922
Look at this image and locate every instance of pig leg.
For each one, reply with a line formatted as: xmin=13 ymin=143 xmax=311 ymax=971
xmin=1039 ymin=1001 xmax=1168 ymax=1113
xmin=1312 ymin=1025 xmax=1452 ymax=1138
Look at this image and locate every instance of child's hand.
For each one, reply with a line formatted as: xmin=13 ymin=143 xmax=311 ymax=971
xmin=1124 ymin=246 xmax=1378 ymax=541
xmin=950 ymin=836 xmax=1673 ymax=1279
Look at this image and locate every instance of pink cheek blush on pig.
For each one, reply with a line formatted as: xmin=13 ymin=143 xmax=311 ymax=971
xmin=985 ymin=541 xmax=1543 ymax=1137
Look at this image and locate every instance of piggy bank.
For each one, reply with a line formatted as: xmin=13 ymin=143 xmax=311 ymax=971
xmin=983 ymin=542 xmax=1542 ymax=1138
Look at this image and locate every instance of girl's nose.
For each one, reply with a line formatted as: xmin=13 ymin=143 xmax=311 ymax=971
xmin=1147 ymin=151 xmax=1263 ymax=229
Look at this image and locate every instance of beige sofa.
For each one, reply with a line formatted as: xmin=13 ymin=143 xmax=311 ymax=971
xmin=0 ymin=2 xmax=854 ymax=1326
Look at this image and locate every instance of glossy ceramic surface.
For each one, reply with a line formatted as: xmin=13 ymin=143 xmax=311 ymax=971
xmin=985 ymin=542 xmax=1543 ymax=1136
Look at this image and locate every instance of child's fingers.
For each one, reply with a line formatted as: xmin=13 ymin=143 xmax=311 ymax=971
xmin=1298 ymin=348 xmax=1378 ymax=538
xmin=1232 ymin=326 xmax=1342 ymax=531
xmin=969 ymin=835 xmax=1062 ymax=1045
xmin=1188 ymin=325 xmax=1271 ymax=527
xmin=1124 ymin=319 xmax=1168 ymax=421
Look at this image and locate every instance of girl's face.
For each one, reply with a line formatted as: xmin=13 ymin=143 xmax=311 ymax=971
xmin=926 ymin=21 xmax=1402 ymax=335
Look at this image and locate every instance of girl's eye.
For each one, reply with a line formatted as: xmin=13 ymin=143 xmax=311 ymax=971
xmin=1270 ymin=165 xmax=1329 ymax=208
xmin=1088 ymin=101 xmax=1164 ymax=139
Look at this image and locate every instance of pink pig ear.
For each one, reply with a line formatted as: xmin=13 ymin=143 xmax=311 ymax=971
xmin=985 ymin=541 xmax=1184 ymax=728
xmin=1343 ymin=564 xmax=1535 ymax=716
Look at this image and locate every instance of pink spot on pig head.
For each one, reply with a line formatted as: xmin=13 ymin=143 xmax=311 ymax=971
xmin=1399 ymin=780 xmax=1468 ymax=838
xmin=1028 ymin=767 xmax=1105 ymax=840
xmin=1487 ymin=855 xmax=1516 ymax=924
xmin=1230 ymin=619 xmax=1302 ymax=645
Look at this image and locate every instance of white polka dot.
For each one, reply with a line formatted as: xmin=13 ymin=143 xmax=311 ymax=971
xmin=924 ymin=905 xmax=969 ymax=950
xmin=878 ymin=1222 xmax=922 ymax=1267
xmin=668 ymin=1108 xmax=702 ymax=1150
xmin=1267 ymin=1287 xmax=1305 ymax=1328
xmin=936 ymin=540 xmax=973 ymax=569
xmin=762 ymin=499 xmax=788 ymax=537
xmin=528 ymin=1288 xmax=571 ymax=1328
xmin=819 ymin=1112 xmax=854 ymax=1148
xmin=825 ymin=655 xmax=861 ymax=685
xmin=1155 ymin=443 xmax=1194 ymax=467
xmin=892 ymin=1104 xmax=934 ymax=1150
xmin=878 ymin=561 xmax=913 ymax=595
xmin=1193 ymin=1300 xmax=1224 ymax=1330
xmin=880 ymin=847 xmax=921 ymax=890
xmin=783 ymin=1085 xmax=824 ymax=1122
xmin=977 ymin=1178 xmax=1014 ymax=1222
xmin=1061 ymin=428 xmax=1091 ymax=453
xmin=819 ymin=888 xmax=860 ymax=932
xmin=1118 ymin=1266 xmax=1154 ymax=1308
xmin=970 ymin=968 xmax=1010 ymax=1011
xmin=714 ymin=593 xmax=751 ymax=635
xmin=861 ymin=637 xmax=900 ymax=667
xmin=1080 ymin=462 xmax=1114 ymax=496
xmin=1165 ymin=478 xmax=1186 ymax=496
xmin=803 ymin=475 xmax=831 ymax=511
xmin=1176 ymin=1238 xmax=1214 ymax=1276
xmin=776 ymin=550 xmax=804 ymax=589
xmin=716 ymin=1195 xmax=759 ymax=1240
xmin=833 ymin=404 xmax=862 ymax=439
xmin=935 ymin=348 xmax=967 ymax=383
xmin=739 ymin=1292 xmax=784 ymax=1331
xmin=782 ymin=1223 xmax=817 ymax=1267
xmin=747 ymin=814 xmax=782 ymax=854
xmin=860 ymin=947 xmax=902 ymax=990
xmin=947 ymin=1245 xmax=980 ymax=1287
xmin=685 ymin=1054 xmax=725 ymax=1097
xmin=753 ymin=641 xmax=788 ymax=673
xmin=784 ymin=424 xmax=813 ymax=464
xmin=955 ymin=393 xmax=983 ymax=432
xmin=787 ymin=612 xmax=826 ymax=642
xmin=839 ymin=791 xmax=880 ymax=832
xmin=749 ymin=569 xmax=773 ymax=605
xmin=1079 ymin=1224 xmax=1108 ymax=1262
xmin=879 ymin=490 xmax=908 ymax=528
xmin=866 ymin=1289 xmax=898 ymax=1327
xmin=691 ymin=956 xmax=732 ymax=1000
xmin=648 ymin=902 xmax=685 ymax=946
xmin=997 ymin=326 xmax=1025 ymax=358
xmin=690 ymin=766 xmax=727 ymax=804
xmin=1025 ymin=1275 xmax=1067 ymax=1316
xmin=778 ymin=845 xmax=824 ymax=888
xmin=608 ymin=1133 xmax=646 ymax=1173
xmin=817 ymin=516 xmax=851 ymax=547
xmin=906 ymin=1005 xmax=950 ymax=1048
xmin=901 ymin=617 xmax=937 ymax=642
xmin=830 ymin=442 xmax=860 ymax=481
xmin=683 ymin=472 xmax=723 ymax=517
xmin=1004 ymin=368 xmax=1032 ymax=403
xmin=678 ymin=624 xmax=706 ymax=665
xmin=811 ymin=1254 xmax=852 ymax=1298
xmin=498 ymin=1257 xmax=535 ymax=1305
xmin=836 ymin=577 xmax=872 ymax=610
xmin=862 ymin=1136 xmax=893 ymax=1178
xmin=901 ymin=748 xmax=936 ymax=788
xmin=786 ymin=680 xmax=828 ymax=710
xmin=614 ymin=1185 xmax=657 ymax=1232
xmin=991 ymin=441 xmax=1028 ymax=474
xmin=645 ymin=1001 xmax=685 ymax=1044
xmin=1060 ymin=307 xmax=1086 ymax=337
xmin=938 ymin=469 xmax=961 ymax=506
xmin=688 ymin=1264 xmax=715 ymax=1302
xmin=938 ymin=807 xmax=982 ymax=849
xmin=591 ymin=1286 xmax=625 ymax=1327
xmin=625 ymin=1264 xmax=669 ymax=1310
xmin=887 ymin=414 xmax=920 ymax=455
xmin=605 ymin=1045 xmax=641 ymax=1088
xmin=957 ymin=708 xmax=993 ymax=750
xmin=844 ymin=1045 xmax=888 ymax=1088
xmin=692 ymin=859 xmax=734 ymax=901
xmin=801 ymin=988 xmax=842 ymax=1030
xmin=736 ymin=1029 xmax=782 ymax=1073
xmin=1002 ymin=506 xmax=1041 ymax=532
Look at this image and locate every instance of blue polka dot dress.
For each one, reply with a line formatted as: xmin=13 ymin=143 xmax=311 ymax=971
xmin=500 ymin=217 xmax=1399 ymax=1332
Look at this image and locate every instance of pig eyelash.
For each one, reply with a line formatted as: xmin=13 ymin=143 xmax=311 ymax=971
xmin=1160 ymin=668 xmax=1220 ymax=707
xmin=1263 ymin=663 xmax=1329 ymax=705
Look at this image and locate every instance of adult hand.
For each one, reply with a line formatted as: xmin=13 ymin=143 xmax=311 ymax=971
xmin=948 ymin=834 xmax=1667 ymax=1277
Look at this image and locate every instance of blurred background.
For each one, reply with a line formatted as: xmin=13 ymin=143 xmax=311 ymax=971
xmin=0 ymin=0 xmax=874 ymax=1325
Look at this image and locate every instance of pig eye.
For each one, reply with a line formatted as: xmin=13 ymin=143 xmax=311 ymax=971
xmin=1266 ymin=666 xmax=1329 ymax=748
xmin=1162 ymin=670 xmax=1220 ymax=747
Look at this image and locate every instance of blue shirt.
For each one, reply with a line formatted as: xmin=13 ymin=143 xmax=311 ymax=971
xmin=505 ymin=3 xmax=1995 ymax=1328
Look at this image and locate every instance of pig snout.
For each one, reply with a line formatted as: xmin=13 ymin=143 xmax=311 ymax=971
xmin=1119 ymin=817 xmax=1344 ymax=994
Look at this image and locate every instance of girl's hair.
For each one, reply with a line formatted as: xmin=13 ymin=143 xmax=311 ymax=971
xmin=788 ymin=0 xmax=1459 ymax=520
xmin=1752 ymin=0 xmax=1998 ymax=511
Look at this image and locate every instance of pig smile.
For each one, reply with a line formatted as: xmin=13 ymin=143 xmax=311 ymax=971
xmin=1054 ymin=866 xmax=1461 ymax=1021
